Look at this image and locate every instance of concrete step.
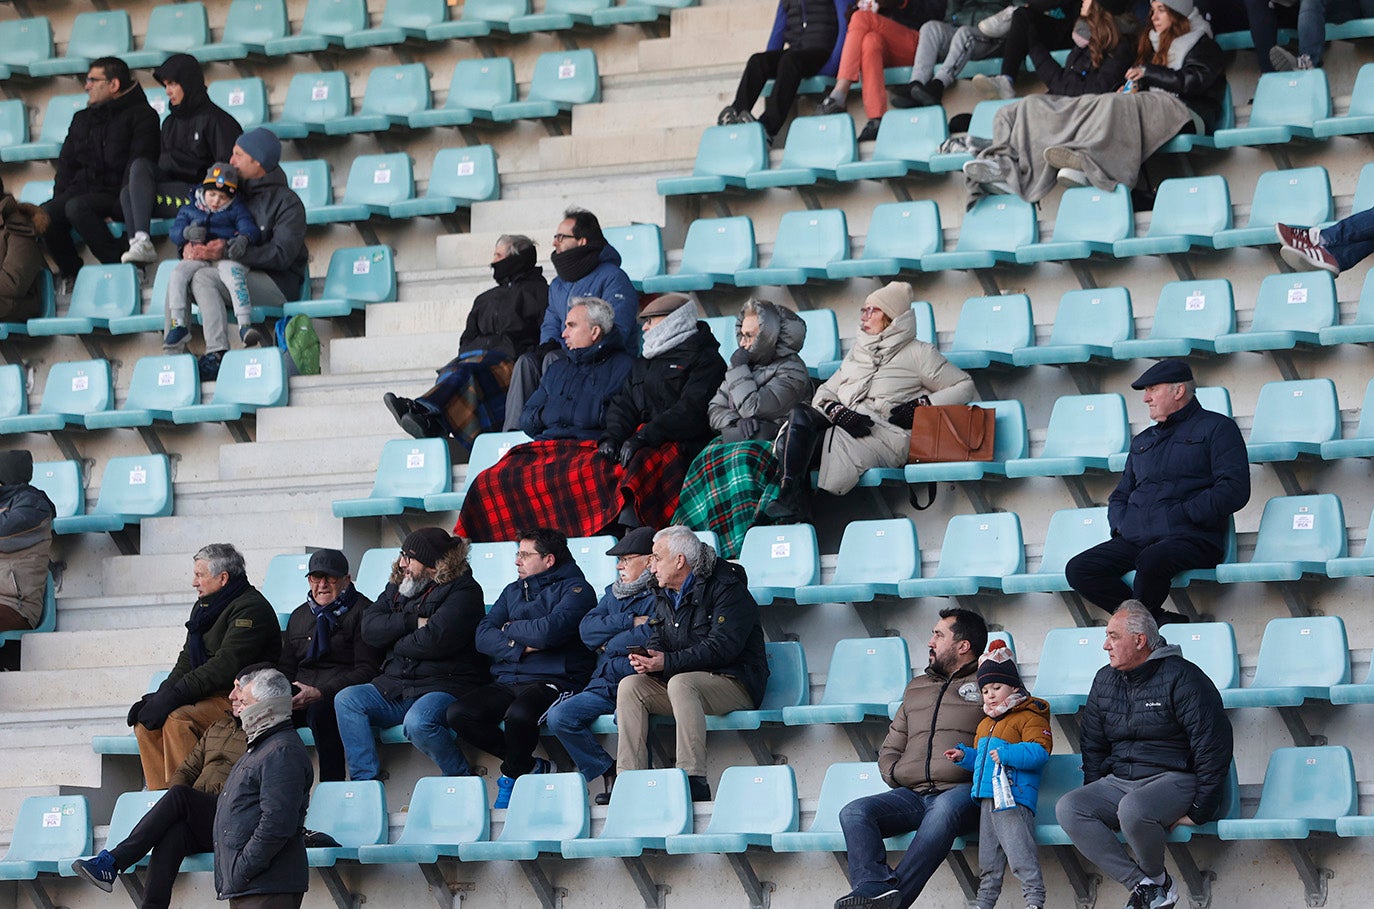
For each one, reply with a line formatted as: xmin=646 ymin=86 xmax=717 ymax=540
xmin=216 ymin=432 xmax=392 ymax=483
xmin=53 ymin=592 xmax=198 ymax=632
xmin=638 ymin=30 xmax=768 ymax=74
xmin=361 ymin=296 xmax=476 ymax=338
xmin=468 ymin=183 xmax=666 ymax=236
xmin=137 ymin=507 xmax=348 ymax=557
xmin=0 ymin=666 xmax=167 ymax=712
xmin=571 ymin=92 xmax=735 ymax=136
xmin=329 ymin=331 xmax=466 ymax=376
xmin=666 ymin=0 xmax=773 ymax=39
xmin=255 ymin=401 xmax=402 ymax=443
xmin=20 ymin=628 xmax=184 ymax=672
xmin=540 ymin=123 xmax=706 ymax=171
xmin=0 ymin=742 xmax=103 ymax=789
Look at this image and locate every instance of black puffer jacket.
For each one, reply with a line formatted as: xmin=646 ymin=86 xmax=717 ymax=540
xmin=1080 ymin=644 xmax=1233 ymax=823
xmin=54 ymin=84 xmax=160 ymax=196
xmin=863 ymin=0 xmax=944 ymax=32
xmin=235 ymin=167 xmax=308 ymax=300
xmin=769 ymin=0 xmax=842 ymax=53
xmin=1029 ymin=15 xmax=1138 ymax=96
xmin=152 ymin=54 xmax=242 ymax=184
xmin=458 ymin=246 xmax=549 ymax=360
xmin=278 ymin=586 xmax=383 ymax=700
xmin=601 ymin=322 xmax=727 ymax=450
xmin=1137 ymin=25 xmax=1227 ymax=133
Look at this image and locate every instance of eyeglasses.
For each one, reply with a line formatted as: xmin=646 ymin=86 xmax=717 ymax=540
xmin=84 ymin=76 xmax=109 ymax=85
xmin=616 ymin=554 xmax=648 ymax=566
xmin=859 ymin=306 xmax=882 ymax=317
xmin=516 ymin=550 xmax=543 ymax=561
xmin=552 ymin=233 xmax=575 ymax=243
xmin=398 ymin=550 xmax=417 ymax=562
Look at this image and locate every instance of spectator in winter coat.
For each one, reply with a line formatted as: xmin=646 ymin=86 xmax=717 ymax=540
xmin=521 ymin=297 xmax=634 ymax=440
xmin=1018 ymin=0 xmax=1137 ymax=97
xmin=0 ymin=450 xmax=54 ymax=632
xmin=890 ymin=0 xmax=1014 ymax=108
xmin=0 ymin=180 xmax=52 ymax=322
xmin=120 ymin=53 xmax=242 ymax=265
xmin=971 ymin=0 xmax=1079 ymax=99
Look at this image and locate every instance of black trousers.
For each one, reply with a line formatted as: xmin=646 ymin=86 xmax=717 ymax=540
xmin=296 ymin=697 xmax=347 ymax=782
xmin=41 ymin=190 xmax=124 ymax=276
xmin=108 ymin=784 xmax=217 ymax=909
xmin=732 ymin=46 xmax=832 ymax=136
xmin=447 ymin=680 xmax=568 ymax=778
xmin=120 ymin=158 xmax=194 ymax=236
xmin=1000 ymin=5 xmax=1074 ymax=79
xmin=1065 ymin=535 xmax=1224 ymax=615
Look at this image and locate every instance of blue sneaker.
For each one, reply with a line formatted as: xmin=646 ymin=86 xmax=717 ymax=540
xmin=72 ymin=850 xmax=118 ymax=892
xmin=493 ymin=774 xmax=516 ymax=809
xmin=531 ymin=757 xmax=552 ymax=775
xmin=163 ymin=326 xmax=189 ymax=349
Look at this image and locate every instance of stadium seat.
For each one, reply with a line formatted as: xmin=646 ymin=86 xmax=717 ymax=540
xmin=1314 ymin=63 xmax=1374 ymax=137
xmin=324 ymin=64 xmax=432 ymax=135
xmin=641 ymin=216 xmax=755 ymax=293
xmin=85 ymin=354 xmax=199 ymax=429
xmin=568 ymin=535 xmax=616 ymax=592
xmin=264 ymin=0 xmax=368 ymax=55
xmin=927 ymin=98 xmax=1016 ymax=170
xmin=0 ymin=18 xmax=55 ymax=78
xmin=386 ymin=146 xmax=500 ymax=219
xmin=736 ymin=523 xmax=819 ymax=604
xmin=106 ymin=259 xmax=177 ymax=335
xmin=268 ymin=72 xmax=351 ymax=139
xmin=562 ymin=768 xmax=692 ymax=859
xmin=284 ymin=245 xmax=397 ymax=318
xmin=1325 ymin=503 xmax=1374 ymax=577
xmin=468 ymin=541 xmax=517 ymax=606
xmin=896 ymin=511 xmax=1023 ymax=598
xmin=782 ymin=637 xmax=908 ymax=726
xmin=744 ymin=114 xmax=857 ymax=189
xmin=172 ymin=349 xmax=289 ymax=424
xmin=189 ymin=0 xmax=289 ymax=59
xmin=794 ymin=518 xmax=920 ymax=604
xmin=510 ymin=0 xmax=613 ymax=32
xmin=824 ymin=201 xmax=941 ymax=279
xmin=62 ymin=790 xmax=164 ymax=876
xmin=53 ymin=454 xmax=174 ymax=534
xmin=304 ymin=780 xmax=388 ymax=866
xmin=28 ymin=263 xmax=139 ymax=336
xmin=357 ymin=776 xmax=489 ymax=864
xmin=1215 ymin=494 xmax=1346 ymax=585
xmin=665 ymin=764 xmax=797 ymax=856
xmin=261 ymin=553 xmax=309 ymax=624
xmin=1322 ymin=377 xmax=1374 ymax=459
xmin=1319 ymin=268 xmax=1374 ymax=346
xmin=1166 ymin=621 xmax=1241 ymax=693
xmin=17 ymin=181 xmax=53 ymax=208
xmin=491 ymin=50 xmax=600 ymax=121
xmin=1013 ymin=287 xmax=1132 ymax=366
xmin=344 ymin=0 xmax=448 ymax=48
xmin=1003 ymin=393 xmax=1129 ymax=478
xmin=921 ymin=194 xmax=1037 ymax=270
xmin=591 ymin=0 xmax=693 ymax=26
xmin=0 ymin=795 xmax=91 ymax=901
xmin=1112 ymin=176 xmax=1231 ymax=257
xmin=1 ymin=94 xmax=85 ymax=163
xmin=0 ymin=363 xmax=24 ymax=420
xmin=699 ymin=640 xmax=809 ymax=732
xmin=736 ymin=209 xmax=848 ymax=286
xmin=797 ymin=309 xmax=842 ymax=378
xmin=28 ymin=10 xmax=132 ymax=77
xmin=0 ymin=359 xmax=112 ymax=434
xmin=944 ymin=293 xmax=1034 ymax=369
xmin=125 ymin=3 xmax=210 ymax=68
xmin=1016 ymin=185 xmax=1134 ymax=264
xmin=835 ymin=106 xmax=957 ymax=180
xmin=0 ymin=573 xmax=56 ymax=646
xmin=1158 ymin=81 xmax=1235 ymax=153
xmin=334 ymin=437 xmax=452 ymax=517
xmin=459 ymin=772 xmax=589 ymax=861
xmin=904 ymin=400 xmax=1028 ymax=488
xmin=1213 ymin=168 xmax=1333 ymax=249
xmin=1220 ymin=616 xmax=1348 ymax=709
xmin=658 ymin=123 xmax=769 ymax=196
xmin=421 ymin=431 xmax=530 ymax=512
xmin=772 ymin=762 xmax=909 ymax=853
xmin=426 ymin=0 xmax=529 ymax=38
xmin=1111 ymin=279 xmax=1234 ymax=358
xmin=1002 ymin=506 xmax=1110 ymax=594
xmin=283 ymin=160 xmax=335 ymax=225
xmin=206 ymin=77 xmax=269 ymax=131
xmin=1213 ymin=69 xmax=1330 ymax=147
xmin=603 ymin=223 xmax=665 ymax=289
xmin=409 ymin=58 xmax=517 ymax=127
xmin=30 ymin=461 xmax=83 ymax=519
xmin=1215 ymin=271 xmax=1336 ymax=353
xmin=1245 ymin=378 xmax=1340 ymax=463
xmin=352 ymin=548 xmax=396 ymax=601
xmin=302 ymin=156 xmax=414 ymax=225
xmin=1031 ymin=626 xmax=1108 ymax=714
xmin=0 ymin=100 xmax=28 ymax=151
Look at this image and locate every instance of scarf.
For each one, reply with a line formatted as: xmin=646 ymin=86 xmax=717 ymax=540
xmin=185 ymin=575 xmax=250 ymax=669
xmin=492 ymin=244 xmax=538 ymax=284
xmin=983 ymin=688 xmax=1029 ymax=719
xmin=1147 ymin=13 xmax=1207 ymax=72
xmin=612 ymin=567 xmax=656 ymax=600
xmin=640 ymin=302 xmax=699 ymax=359
xmin=306 ymin=585 xmax=357 ymax=661
xmin=552 ymin=243 xmax=603 ymax=283
xmin=240 ymin=694 xmax=293 ymax=742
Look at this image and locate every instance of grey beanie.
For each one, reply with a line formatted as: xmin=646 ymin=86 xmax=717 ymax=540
xmin=1157 ymin=0 xmax=1193 ymax=16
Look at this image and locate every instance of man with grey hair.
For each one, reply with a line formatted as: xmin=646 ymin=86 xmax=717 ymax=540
xmin=613 ymin=525 xmax=767 ymax=802
xmin=213 ymin=666 xmax=312 ymax=908
xmin=131 ymin=543 xmax=280 ymax=790
xmin=520 ymin=296 xmax=633 ymax=440
xmin=1066 ymin=358 xmax=1249 ymax=626
xmin=1057 ymin=601 xmax=1232 ymax=909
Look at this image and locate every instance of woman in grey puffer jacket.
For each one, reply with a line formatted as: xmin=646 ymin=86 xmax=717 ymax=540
xmin=708 ymin=300 xmax=812 ymax=443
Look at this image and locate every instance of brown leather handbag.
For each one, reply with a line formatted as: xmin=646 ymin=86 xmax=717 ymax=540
xmin=907 ymin=404 xmax=996 ymax=464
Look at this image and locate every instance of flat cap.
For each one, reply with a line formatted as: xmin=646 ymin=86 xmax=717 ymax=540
xmin=607 ymin=526 xmax=656 ymax=556
xmin=1131 ymin=359 xmax=1193 ymax=390
xmin=639 ymin=293 xmax=694 ymax=320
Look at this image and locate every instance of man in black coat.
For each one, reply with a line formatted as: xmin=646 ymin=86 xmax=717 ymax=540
xmin=41 ymin=56 xmax=159 ymax=280
xmin=276 ymin=550 xmax=382 ymax=782
xmin=1057 ymin=601 xmax=1233 ymax=909
xmin=1066 ymin=359 xmax=1249 ymax=626
xmin=614 ymin=526 xmax=767 ymax=802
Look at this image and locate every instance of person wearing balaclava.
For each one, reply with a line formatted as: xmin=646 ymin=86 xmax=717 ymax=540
xmin=121 ymin=53 xmax=243 ymax=265
xmin=0 ymin=449 xmax=55 ymax=632
xmin=383 ymin=235 xmax=549 ymax=450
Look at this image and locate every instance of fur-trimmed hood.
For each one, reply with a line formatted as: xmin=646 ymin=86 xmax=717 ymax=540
xmin=386 ymin=539 xmax=472 ymax=587
xmin=0 ymin=195 xmax=48 ymax=237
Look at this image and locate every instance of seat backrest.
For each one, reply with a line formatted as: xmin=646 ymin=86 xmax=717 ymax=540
xmin=704 ymin=315 xmax=736 ymax=353
xmin=1251 ymin=746 xmax=1356 ymax=821
xmin=0 ymin=363 xmax=25 ymax=418
xmin=831 ymin=518 xmax=919 ymax=586
xmin=359 ymin=63 xmax=431 ymax=118
xmin=1195 ymin=385 xmax=1232 ymax=417
xmin=465 ymin=431 xmax=531 ymax=481
xmin=0 ymin=18 xmax=53 ymax=68
xmin=1166 ymin=622 xmax=1240 ymax=691
xmin=702 ymin=765 xmax=797 ymax=836
xmin=1144 ymin=176 xmax=1232 ymax=237
xmin=284 ymin=159 xmax=333 ymax=209
xmin=1248 ymin=378 xmax=1340 ymax=446
xmin=1045 ymin=287 xmax=1133 ymax=347
xmin=303 ymin=781 xmax=387 ymax=847
xmin=381 ymin=0 xmax=448 ymax=29
xmin=950 ymin=293 xmax=1033 ymax=355
xmin=498 ymin=772 xmax=589 ymax=843
xmin=953 ymin=195 xmax=1036 ymax=253
xmin=1352 ymin=377 xmax=1374 ymax=441
xmin=931 ymin=512 xmax=1024 ymax=578
xmin=31 ymin=460 xmax=83 ymax=518
xmin=446 ymin=57 xmax=517 ymax=111
xmin=146 ymin=87 xmax=171 ymax=123
xmin=818 ymin=637 xmax=911 ymax=707
xmin=1031 ymin=627 xmax=1108 ymax=700
xmin=37 ymin=359 xmax=110 ymax=417
xmin=967 ymin=98 xmax=1015 ymax=140
xmin=804 ymin=762 xmax=889 ymax=833
xmin=105 ymin=790 xmax=166 ymax=847
xmin=0 ymin=99 xmax=27 ymax=147
xmin=17 ymin=181 xmax=53 ymax=208
xmin=777 ymin=114 xmax=856 ymax=170
xmin=677 ymin=216 xmax=756 ymax=274
xmin=527 ymin=49 xmax=600 ymax=106
xmin=860 ymin=200 xmax=941 ymax=261
xmin=1034 ymin=754 xmax=1085 ymax=822
xmin=66 ymin=10 xmax=132 ymax=59
xmin=91 ymin=454 xmax=173 ymax=519
xmin=691 ymin=122 xmax=768 ymax=179
xmin=299 ymin=0 xmax=368 ymax=38
xmin=797 ymin=309 xmax=840 ymax=371
xmin=207 ymin=350 xmax=289 ymax=409
xmin=460 ymin=0 xmax=530 ymax=24
xmin=760 ymin=640 xmax=809 ymax=711
xmin=67 ymin=263 xmax=139 ymax=321
xmin=1250 ymin=615 xmax=1350 ymax=689
xmin=321 ymin=245 xmax=398 ymax=304
xmin=38 ymin=94 xmax=87 ymax=146
xmin=1245 ymin=166 xmax=1332 ymax=230
xmin=1036 ymin=507 xmax=1111 ymax=576
xmin=766 ymin=209 xmax=848 ymax=269
xmin=1250 ymin=493 xmax=1347 ymax=563
xmin=1 ymin=795 xmax=90 ymax=864
xmin=397 ymin=776 xmax=489 ymax=845
xmin=143 ymin=3 xmax=209 ymax=52
xmin=469 ymin=541 xmax=517 ymax=605
xmin=737 ymin=523 xmax=820 ymax=589
xmin=368 ymin=438 xmax=452 ymax=499
xmin=1353 ymin=161 xmax=1374 ymax=215
xmin=426 ymin=146 xmax=500 ymax=204
xmin=340 ymin=154 xmax=414 ymax=207
xmin=1249 ymin=69 xmax=1331 ymax=129
xmin=145 ymin=259 xmax=179 ymax=317
xmin=983 ymin=399 xmax=1028 ymax=461
xmin=873 ymin=106 xmax=947 ymax=163
xmin=353 ymin=547 xmax=396 ymax=600
xmin=1039 ymin=393 xmax=1129 ymax=459
xmin=123 ymin=354 xmax=200 ymax=412
xmin=1150 ymin=279 xmax=1235 ymax=340
xmin=281 ymin=71 xmax=350 ymax=124
xmin=222 ymin=0 xmax=289 ymax=45
xmin=604 ymin=223 xmax=664 ymax=285
xmin=1248 ymin=270 xmax=1336 ymax=334
xmin=1049 ymin=184 xmax=1133 ymax=243
xmin=207 ymin=78 xmax=268 ymax=130
xmin=600 ymin=769 xmax=692 ymax=839
xmin=261 ymin=553 xmax=309 ymax=614
xmin=568 ymin=536 xmax=616 ymax=592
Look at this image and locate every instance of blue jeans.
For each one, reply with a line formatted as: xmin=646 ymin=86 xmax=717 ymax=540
xmin=838 ymin=784 xmax=978 ymax=907
xmin=1320 ymin=205 xmax=1374 ymax=272
xmin=1244 ymin=0 xmax=1366 ymax=69
xmin=334 ymin=684 xmax=469 ymax=780
xmin=545 ymin=689 xmax=616 ymax=781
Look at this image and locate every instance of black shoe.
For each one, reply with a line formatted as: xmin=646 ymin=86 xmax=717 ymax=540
xmin=1154 ymin=609 xmax=1191 ymax=626
xmin=400 ymin=412 xmax=444 ymax=439
xmin=593 ymin=769 xmax=616 ymax=806
xmin=909 ymin=78 xmax=944 ymax=107
xmin=834 ymin=888 xmax=901 ymax=909
xmin=198 ymin=351 xmax=223 ymax=381
xmin=857 ymin=119 xmax=880 ymax=143
xmin=688 ymin=775 xmax=711 ymax=802
xmin=239 ymin=325 xmax=267 ymax=347
xmin=383 ymin=392 xmax=418 ymax=427
xmin=888 ymin=83 xmax=922 ymax=109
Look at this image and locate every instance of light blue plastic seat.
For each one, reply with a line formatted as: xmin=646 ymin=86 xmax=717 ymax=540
xmin=773 ymin=762 xmax=906 ymax=853
xmin=1002 ymin=507 xmax=1111 ymax=594
xmin=0 ymin=100 xmax=28 ymax=151
xmin=1314 ymin=63 xmax=1374 ymax=137
xmin=491 ymin=50 xmax=600 ymax=121
xmin=568 ymin=535 xmax=616 ymax=592
xmin=305 ymin=156 xmax=413 ymax=225
xmin=702 ymin=640 xmax=808 ymax=731
xmin=172 ymin=349 xmax=288 ymax=424
xmin=0 ymin=573 xmax=56 ymax=645
xmin=86 ymin=354 xmax=199 ymax=429
xmin=1 ymin=94 xmax=85 ymax=163
xmin=944 ymin=293 xmax=1033 ymax=369
xmin=468 ymin=541 xmax=517 ymax=607
xmin=904 ymin=399 xmax=1027 ymax=484
xmin=423 ymin=430 xmax=531 ymax=511
xmin=1215 ymin=494 xmax=1346 ymax=584
xmin=0 ymin=363 xmax=25 ymax=419
xmin=1213 ymin=168 xmax=1333 ymax=249
xmin=1030 ymin=754 xmax=1093 ymax=845
xmin=0 ymin=359 xmax=111 ymax=434
xmin=125 ymin=3 xmax=210 ymax=67
xmin=189 ymin=0 xmax=289 ymax=59
xmin=562 ymin=769 xmax=692 ymax=858
xmin=91 ymin=671 xmax=170 ymax=754
xmin=409 ymin=59 xmax=517 ymax=126
xmin=304 ymin=781 xmax=387 ymax=866
xmin=1004 ymin=393 xmax=1130 ymax=478
xmin=1112 ymin=176 xmax=1231 ymax=257
xmin=603 ymin=223 xmax=665 ymax=289
xmin=344 ymin=0 xmax=448 ymax=48
xmin=736 ymin=209 xmax=848 ymax=286
xmin=510 ymin=0 xmax=612 ymax=32
xmin=31 ymin=461 xmax=83 ymax=519
xmin=927 ymin=98 xmax=1016 ymax=170
xmin=284 ymin=160 xmax=335 ymax=225
xmin=358 ymin=776 xmax=489 ymax=864
xmin=658 ymin=123 xmax=769 ymax=196
xmin=922 ymin=194 xmax=1036 ymax=271
xmin=387 ymin=146 xmax=500 ymax=219
xmin=268 ymin=72 xmax=350 ymax=139
xmin=206 ymin=78 xmax=269 ymax=131
xmin=897 ymin=512 xmax=1023 ymax=598
xmin=1245 ymin=378 xmax=1340 ymax=462
xmin=352 ymin=548 xmax=396 ymax=601
xmin=28 ymin=10 xmax=131 ymax=77
xmin=1013 ymin=287 xmax=1132 ymax=367
xmin=1215 ymin=271 xmax=1336 ymax=353
xmin=1111 ymin=279 xmax=1235 ymax=358
xmin=825 ymin=201 xmax=940 ymax=280
xmin=1031 ymin=626 xmax=1108 ymax=714
xmin=285 ymin=245 xmax=397 ymax=318
xmin=1017 ymin=185 xmax=1134 ymax=264
xmin=67 ymin=791 xmax=165 ymax=873
xmin=264 ymin=0 xmax=368 ymax=55
xmin=1320 ymin=268 xmax=1374 ymax=346
xmin=334 ymin=438 xmax=452 ymax=518
xmin=745 ymin=114 xmax=856 ymax=189
xmin=261 ymin=553 xmax=309 ymax=624
xmin=665 ymin=766 xmax=797 ymax=856
xmin=782 ymin=637 xmax=910 ymax=726
xmin=1166 ymin=621 xmax=1241 ymax=693
xmin=17 ymin=181 xmax=53 ymax=208
xmin=460 ymin=772 xmax=589 ymax=861
xmin=0 ymin=18 xmax=55 ymax=78
xmin=1221 ymin=616 xmax=1348 ymax=709
xmin=28 ymin=263 xmax=138 ymax=337
xmin=591 ymin=0 xmax=692 ymax=26
xmin=53 ymin=454 xmax=173 ymax=534
xmin=106 ymin=259 xmax=177 ymax=335
xmin=1322 ymin=378 xmax=1374 ymax=459
xmin=0 ymin=795 xmax=91 ymax=883
xmin=1161 ymin=81 xmax=1235 ymax=152
xmin=1219 ymin=746 xmax=1355 ymax=840
xmin=641 ymin=216 xmax=755 ymax=293
xmin=794 ymin=518 xmax=919 ymax=604
xmin=835 ymin=106 xmax=954 ymax=180
xmin=1214 ymin=69 xmax=1330 ymax=147
xmin=1325 ymin=504 xmax=1374 ymax=577
xmin=736 ymin=523 xmax=819 ymax=605
xmin=427 ymin=0 xmax=529 ymax=38
xmin=705 ymin=315 xmax=736 ymax=354
xmin=325 ymin=64 xmax=432 ymax=135
xmin=797 ymin=309 xmax=841 ymax=378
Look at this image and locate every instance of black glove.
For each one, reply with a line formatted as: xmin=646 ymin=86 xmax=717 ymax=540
xmin=182 ymin=224 xmax=207 ymax=244
xmin=596 ymin=440 xmax=619 ymax=461
xmin=619 ymin=437 xmax=645 ymax=468
xmin=536 ymin=339 xmax=563 ymax=357
xmin=889 ymin=396 xmax=930 ymax=430
xmin=729 ymin=346 xmax=752 ymax=369
xmin=137 ymin=684 xmax=186 ymax=731
xmin=127 ymin=694 xmax=151 ymax=727
xmin=829 ymin=406 xmax=874 ymax=438
xmin=736 ymin=417 xmax=759 ymax=439
xmin=225 ymin=234 xmax=249 ymax=259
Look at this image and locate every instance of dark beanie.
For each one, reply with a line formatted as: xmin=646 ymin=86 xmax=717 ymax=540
xmin=401 ymin=527 xmax=456 ymax=568
xmin=976 ymin=640 xmax=1023 ymax=690
xmin=0 ymin=450 xmax=33 ymax=485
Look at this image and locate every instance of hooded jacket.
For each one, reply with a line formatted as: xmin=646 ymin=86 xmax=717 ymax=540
xmin=477 ymin=559 xmax=598 ymax=688
xmin=0 ymin=195 xmax=50 ymax=322
xmin=953 ymin=695 xmax=1053 ymax=812
xmin=0 ymin=451 xmax=54 ymax=627
xmin=880 ymin=658 xmax=984 ymax=791
xmin=166 ymin=584 xmax=281 ymax=703
xmin=278 ymin=587 xmax=383 ymax=701
xmin=766 ymin=0 xmax=848 ymax=76
xmin=458 ymin=246 xmax=549 ymax=360
xmin=234 ymin=167 xmax=308 ymax=300
xmin=540 ymin=243 xmax=639 ymax=347
xmin=362 ymin=547 xmax=490 ymax=700
xmin=152 ymin=54 xmax=243 ymax=184
xmin=170 ymin=187 xmax=261 ymax=248
xmin=54 ymin=83 xmax=160 ymax=197
xmin=577 ymin=580 xmax=656 ymax=700
xmin=1029 ymin=13 xmax=1138 ymax=96
xmin=601 ymin=317 xmax=727 ymax=450
xmin=708 ymin=302 xmax=812 ymax=443
xmin=1135 ymin=10 xmax=1227 ymax=133
xmin=170 ymin=713 xmax=246 ymax=796
xmin=521 ymin=327 xmax=634 ymax=440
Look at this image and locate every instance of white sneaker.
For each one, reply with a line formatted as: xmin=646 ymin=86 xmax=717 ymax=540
xmin=962 ymin=157 xmax=1006 ymax=184
xmin=1056 ymin=166 xmax=1089 ymax=188
xmin=121 ymin=235 xmax=157 ymax=264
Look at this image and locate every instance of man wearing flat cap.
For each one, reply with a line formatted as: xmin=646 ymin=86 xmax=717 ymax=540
xmin=333 ymin=528 xmax=489 ymax=780
xmin=277 ymin=550 xmax=383 ymax=782
xmin=1066 ymin=360 xmax=1249 ymax=625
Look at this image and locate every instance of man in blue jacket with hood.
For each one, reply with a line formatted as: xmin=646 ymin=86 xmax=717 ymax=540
xmin=449 ymin=527 xmax=597 ymax=808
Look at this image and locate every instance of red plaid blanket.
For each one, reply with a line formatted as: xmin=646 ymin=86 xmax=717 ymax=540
xmin=454 ymin=439 xmax=691 ymax=542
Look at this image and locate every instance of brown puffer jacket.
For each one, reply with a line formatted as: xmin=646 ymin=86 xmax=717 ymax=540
xmin=0 ymin=194 xmax=50 ymax=322
xmin=169 ymin=714 xmax=246 ymax=796
xmin=879 ymin=658 xmax=985 ymax=792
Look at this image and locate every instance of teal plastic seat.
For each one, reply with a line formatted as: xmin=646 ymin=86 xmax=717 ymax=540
xmin=1314 ymin=63 xmax=1374 ymax=137
xmin=1030 ymin=754 xmax=1092 ymax=844
xmin=592 ymin=0 xmax=692 ymax=26
xmin=0 ymin=573 xmax=56 ymax=645
xmin=1215 ymin=494 xmax=1346 ymax=584
xmin=284 ymin=160 xmax=335 ymax=225
xmin=897 ymin=512 xmax=1023 ymax=598
xmin=658 ymin=123 xmax=769 ymax=196
xmin=794 ymin=518 xmax=919 ymax=604
xmin=1319 ymin=268 xmax=1374 ymax=346
xmin=0 ymin=18 xmax=55 ymax=78
xmin=1014 ymin=287 xmax=1132 ymax=366
xmin=285 ymin=245 xmax=397 ymax=318
xmin=772 ymin=762 xmax=898 ymax=853
xmin=53 ymin=454 xmax=174 ymax=534
xmin=782 ymin=637 xmax=910 ymax=726
xmin=106 ymin=258 xmax=178 ymax=335
xmin=1322 ymin=378 xmax=1374 ymax=460
xmin=1016 ymin=185 xmax=1134 ymax=263
xmin=736 ymin=209 xmax=848 ymax=286
xmin=28 ymin=10 xmax=131 ymax=77
xmin=1031 ymin=626 xmax=1108 ymax=714
xmin=409 ymin=58 xmax=516 ymax=127
xmin=304 ymin=781 xmax=388 ymax=866
xmin=1159 ymin=81 xmax=1234 ymax=152
xmin=206 ymin=78 xmax=269 ymax=131
xmin=0 ymin=795 xmax=91 ymax=882
xmin=66 ymin=791 xmax=165 ymax=873
xmin=305 ymin=156 xmax=413 ymax=225
xmin=562 ymin=769 xmax=692 ymax=858
xmin=325 ymin=64 xmax=432 ymax=135
xmin=268 ymin=72 xmax=350 ymax=139
xmin=1 ymin=94 xmax=85 ymax=163
xmin=904 ymin=400 xmax=1027 ymax=484
xmin=927 ymin=98 xmax=1016 ymax=170
xmin=422 ymin=430 xmax=531 ymax=511
xmin=1167 ymin=622 xmax=1241 ymax=693
xmin=17 ymin=181 xmax=53 ymax=208
xmin=825 ymin=200 xmax=941 ymax=279
xmin=1111 ymin=279 xmax=1235 ymax=358
xmin=1004 ymin=393 xmax=1129 ymax=478
xmin=352 ymin=548 xmax=396 ymax=601
xmin=944 ymin=293 xmax=1033 ymax=369
xmin=664 ymin=765 xmax=797 ymax=854
xmin=358 ymin=777 xmax=489 ymax=864
xmin=459 ymin=772 xmax=589 ymax=861
xmin=0 ymin=100 xmax=28 ymax=151
xmin=427 ymin=0 xmax=529 ymax=38
xmin=1216 ymin=271 xmax=1336 ymax=353
xmin=1213 ymin=167 xmax=1333 ymax=249
xmin=86 ymin=354 xmax=199 ymax=429
xmin=712 ymin=640 xmax=809 ymax=729
xmin=1171 ymin=513 xmax=1236 ymax=587
xmin=491 ymin=50 xmax=600 ymax=121
xmin=921 ymin=194 xmax=1036 ymax=271
xmin=31 ymin=461 xmax=83 ymax=518
xmin=1219 ymin=746 xmax=1355 ymax=840
xmin=0 ymin=363 xmax=24 ymax=419
xmin=745 ymin=114 xmax=856 ymax=189
xmin=1112 ymin=176 xmax=1231 ymax=257
xmin=264 ymin=0 xmax=368 ymax=55
xmin=344 ymin=0 xmax=448 ymax=48
xmin=0 ymin=359 xmax=111 ymax=434
xmin=1326 ymin=504 xmax=1374 ymax=576
xmin=602 ymin=223 xmax=664 ymax=289
xmin=1214 ymin=69 xmax=1330 ymax=148
xmin=189 ymin=0 xmax=289 ymax=59
xmin=28 ymin=263 xmax=139 ymax=336
xmin=1245 ymin=378 xmax=1340 ymax=463
xmin=1221 ymin=616 xmax=1348 ymax=709
xmin=125 ymin=3 xmax=210 ymax=67
xmin=705 ymin=315 xmax=735 ymax=353
xmin=334 ymin=438 xmax=452 ymax=517
xmin=835 ymin=106 xmax=954 ymax=180
xmin=510 ymin=0 xmax=613 ymax=32
xmin=387 ymin=146 xmax=500 ymax=219
xmin=1002 ymin=507 xmax=1111 ymax=594
xmin=736 ymin=523 xmax=819 ymax=604
xmin=172 ymin=349 xmax=288 ymax=424
xmin=261 ymin=553 xmax=309 ymax=624
xmin=797 ymin=309 xmax=841 ymax=378
xmin=641 ymin=216 xmax=755 ymax=293
xmin=468 ymin=541 xmax=517 ymax=606
xmin=568 ymin=535 xmax=616 ymax=592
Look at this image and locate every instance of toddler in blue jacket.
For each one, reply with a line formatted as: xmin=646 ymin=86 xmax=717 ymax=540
xmin=944 ymin=640 xmax=1053 ymax=909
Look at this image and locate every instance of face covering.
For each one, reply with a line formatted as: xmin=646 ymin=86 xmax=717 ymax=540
xmin=239 ymin=694 xmax=293 ymax=742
